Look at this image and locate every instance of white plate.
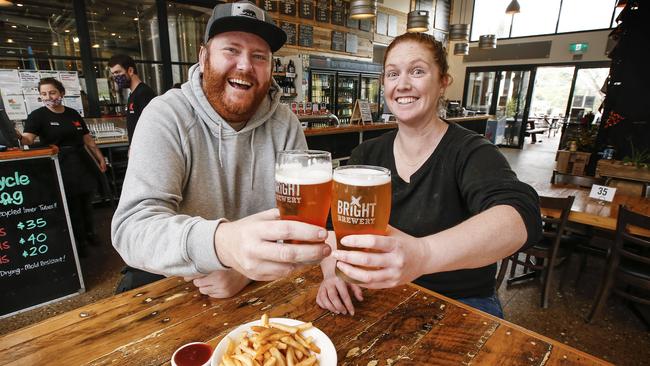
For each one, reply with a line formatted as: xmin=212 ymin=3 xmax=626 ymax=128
xmin=211 ymin=318 xmax=336 ymax=366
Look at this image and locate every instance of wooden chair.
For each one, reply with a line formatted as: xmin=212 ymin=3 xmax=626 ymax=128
xmin=496 ymin=195 xmax=575 ymax=308
xmin=587 ymin=207 xmax=650 ymax=325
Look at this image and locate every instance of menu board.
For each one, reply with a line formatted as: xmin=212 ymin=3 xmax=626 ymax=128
xmin=299 ymin=25 xmax=314 ymax=47
xmin=331 ymin=0 xmax=345 ymax=25
xmin=259 ymin=0 xmax=278 ymax=12
xmin=331 ymin=31 xmax=345 ymax=52
xmin=346 ymin=33 xmax=358 ymax=53
xmin=315 ymin=0 xmax=329 ymax=22
xmin=281 ymin=22 xmax=298 ymax=46
xmin=299 ymin=0 xmax=314 ymax=19
xmin=376 ymin=12 xmax=388 ymax=35
xmin=346 ymin=1 xmax=359 ymax=30
xmin=280 ymin=0 xmax=296 ymax=16
xmin=0 ymin=154 xmax=84 ymax=317
xmin=359 ymin=19 xmax=372 ymax=32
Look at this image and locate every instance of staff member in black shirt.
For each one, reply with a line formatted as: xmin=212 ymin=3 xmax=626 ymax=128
xmin=18 ymin=78 xmax=107 ymax=256
xmin=108 ymin=54 xmax=157 ymax=143
xmin=317 ymin=33 xmax=542 ymax=318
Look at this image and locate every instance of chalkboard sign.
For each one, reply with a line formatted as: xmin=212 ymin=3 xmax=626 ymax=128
xmin=331 ymin=0 xmax=345 ymax=25
xmin=299 ymin=25 xmax=314 ymax=47
xmin=259 ymin=0 xmax=278 ymax=12
xmin=359 ymin=19 xmax=372 ymax=32
xmin=281 ymin=22 xmax=297 ymax=46
xmin=300 ymin=0 xmax=314 ymax=19
xmin=350 ymin=99 xmax=373 ymax=124
xmin=346 ymin=33 xmax=358 ymax=53
xmin=280 ymin=0 xmax=296 ymax=16
xmin=315 ymin=0 xmax=329 ymax=23
xmin=331 ymin=31 xmax=346 ymax=52
xmin=0 ymin=152 xmax=84 ymax=318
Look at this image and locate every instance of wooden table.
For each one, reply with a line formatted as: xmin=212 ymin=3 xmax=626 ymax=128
xmin=0 ymin=267 xmax=609 ymax=365
xmin=532 ymin=182 xmax=650 ymax=237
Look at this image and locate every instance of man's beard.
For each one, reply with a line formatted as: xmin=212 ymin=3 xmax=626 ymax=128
xmin=202 ymin=61 xmax=270 ymax=124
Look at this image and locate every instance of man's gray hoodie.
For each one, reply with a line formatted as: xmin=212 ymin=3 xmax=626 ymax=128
xmin=111 ymin=63 xmax=307 ymax=276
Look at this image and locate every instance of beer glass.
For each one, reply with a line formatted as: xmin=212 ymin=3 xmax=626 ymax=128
xmin=275 ymin=150 xmax=333 ymax=241
xmin=331 ymin=165 xmax=391 ymax=283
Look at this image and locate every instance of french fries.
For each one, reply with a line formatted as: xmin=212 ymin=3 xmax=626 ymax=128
xmin=218 ymin=314 xmax=320 ymax=366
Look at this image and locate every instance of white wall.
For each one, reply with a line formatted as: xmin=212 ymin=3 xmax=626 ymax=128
xmin=445 ymin=1 xmax=611 ymax=101
xmin=381 ymin=0 xmax=410 ymax=13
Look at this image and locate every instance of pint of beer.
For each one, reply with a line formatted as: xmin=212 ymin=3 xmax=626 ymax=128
xmin=331 ymin=165 xmax=391 ymax=283
xmin=275 ymin=150 xmax=332 ymax=234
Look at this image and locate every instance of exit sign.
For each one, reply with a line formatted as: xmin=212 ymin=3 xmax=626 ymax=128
xmin=569 ymin=43 xmax=589 ymax=54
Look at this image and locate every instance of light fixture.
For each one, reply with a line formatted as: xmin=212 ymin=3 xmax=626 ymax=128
xmin=453 ymin=42 xmax=469 ymax=55
xmin=11 ymin=25 xmax=17 ymax=28
xmin=449 ymin=0 xmax=470 ymax=43
xmin=407 ymin=0 xmax=429 ymax=33
xmin=92 ymin=44 xmax=100 ymax=48
xmin=16 ymin=3 xmax=23 ymax=7
xmin=73 ymin=37 xmax=79 ymax=43
xmin=479 ymin=34 xmax=497 ymax=49
xmin=7 ymin=39 xmax=13 ymax=43
xmin=133 ymin=17 xmax=139 ymax=21
xmin=52 ymin=42 xmax=58 ymax=46
xmin=111 ymin=33 xmax=116 ymax=36
xmin=349 ymin=0 xmax=376 ymax=20
xmin=64 ymin=29 xmax=70 ymax=33
xmin=505 ymin=0 xmax=520 ymax=14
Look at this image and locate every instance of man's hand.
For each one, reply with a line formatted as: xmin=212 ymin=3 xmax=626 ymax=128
xmin=184 ymin=270 xmax=251 ymax=298
xmin=214 ymin=209 xmax=331 ymax=281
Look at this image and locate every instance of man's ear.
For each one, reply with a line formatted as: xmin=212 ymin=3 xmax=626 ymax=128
xmin=199 ymin=46 xmax=207 ymax=74
xmin=127 ymin=66 xmax=136 ymax=77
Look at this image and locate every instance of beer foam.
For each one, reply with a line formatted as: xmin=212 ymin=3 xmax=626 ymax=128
xmin=333 ymin=167 xmax=391 ymax=186
xmin=276 ymin=164 xmax=332 ymax=185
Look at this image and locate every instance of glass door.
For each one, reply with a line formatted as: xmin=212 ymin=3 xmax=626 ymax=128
xmin=309 ymin=70 xmax=335 ymax=113
xmin=360 ymin=74 xmax=381 ymax=120
xmin=335 ymin=73 xmax=359 ymax=124
xmin=569 ymin=67 xmax=609 ymax=122
xmin=465 ymin=71 xmax=497 ymax=114
xmin=496 ymin=70 xmax=532 ymax=147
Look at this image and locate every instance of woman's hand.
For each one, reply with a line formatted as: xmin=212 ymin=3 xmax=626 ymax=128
xmin=333 ymin=226 xmax=429 ymax=289
xmin=316 ymin=255 xmax=363 ymax=315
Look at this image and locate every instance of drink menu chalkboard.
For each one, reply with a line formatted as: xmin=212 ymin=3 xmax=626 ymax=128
xmin=0 ymin=151 xmax=83 ymax=317
xmin=281 ymin=0 xmax=296 ymax=16
xmin=299 ymin=25 xmax=314 ymax=47
xmin=300 ymin=0 xmax=314 ymax=19
xmin=259 ymin=0 xmax=278 ymax=12
xmin=281 ymin=22 xmax=298 ymax=46
xmin=315 ymin=0 xmax=329 ymax=22
xmin=331 ymin=30 xmax=345 ymax=52
xmin=331 ymin=0 xmax=345 ymax=25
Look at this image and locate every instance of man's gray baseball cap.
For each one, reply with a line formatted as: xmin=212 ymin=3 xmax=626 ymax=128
xmin=204 ymin=1 xmax=287 ymax=52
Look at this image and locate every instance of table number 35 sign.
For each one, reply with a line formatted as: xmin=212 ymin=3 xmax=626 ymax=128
xmin=589 ymin=184 xmax=617 ymax=202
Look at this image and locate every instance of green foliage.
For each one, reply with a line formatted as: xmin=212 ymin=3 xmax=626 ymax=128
xmin=623 ymin=141 xmax=650 ymax=168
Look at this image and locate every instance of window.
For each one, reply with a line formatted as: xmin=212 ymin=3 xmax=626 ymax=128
xmin=167 ymin=2 xmax=211 ymax=85
xmin=470 ymin=0 xmax=618 ymax=41
xmin=557 ymin=0 xmax=616 ymax=33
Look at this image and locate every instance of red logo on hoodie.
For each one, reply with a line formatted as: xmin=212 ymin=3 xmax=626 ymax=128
xmin=129 ymin=102 xmax=134 ymax=112
xmin=72 ymin=121 xmax=82 ymax=127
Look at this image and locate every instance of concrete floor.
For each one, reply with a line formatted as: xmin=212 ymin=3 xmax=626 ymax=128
xmin=1 ymin=132 xmax=649 ymax=365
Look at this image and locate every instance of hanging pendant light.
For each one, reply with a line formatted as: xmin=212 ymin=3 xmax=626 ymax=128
xmin=505 ymin=0 xmax=520 ymax=14
xmin=407 ymin=11 xmax=429 ymax=32
xmin=453 ymin=42 xmax=469 ymax=55
xmin=479 ymin=34 xmax=497 ymax=49
xmin=449 ymin=0 xmax=470 ymax=41
xmin=349 ymin=0 xmax=377 ymax=20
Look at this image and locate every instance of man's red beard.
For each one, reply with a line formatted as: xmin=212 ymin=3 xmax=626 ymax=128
xmin=202 ymin=60 xmax=271 ymax=124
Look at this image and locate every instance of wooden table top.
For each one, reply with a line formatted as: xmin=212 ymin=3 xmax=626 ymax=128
xmin=304 ymin=122 xmax=397 ymax=137
xmin=0 ymin=267 xmax=609 ymax=366
xmin=532 ymin=182 xmax=650 ymax=236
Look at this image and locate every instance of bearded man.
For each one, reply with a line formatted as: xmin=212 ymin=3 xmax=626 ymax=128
xmin=111 ymin=1 xmax=330 ymax=297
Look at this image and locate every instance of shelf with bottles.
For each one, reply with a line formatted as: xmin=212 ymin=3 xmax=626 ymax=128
xmin=273 ymin=72 xmax=297 ymax=78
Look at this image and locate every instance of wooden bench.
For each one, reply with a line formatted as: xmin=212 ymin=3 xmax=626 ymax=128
xmin=525 ymin=127 xmax=549 ymax=143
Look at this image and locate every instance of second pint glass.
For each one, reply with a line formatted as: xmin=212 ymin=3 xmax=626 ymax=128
xmin=331 ymin=165 xmax=391 ymax=283
xmin=275 ymin=150 xmax=332 ymax=237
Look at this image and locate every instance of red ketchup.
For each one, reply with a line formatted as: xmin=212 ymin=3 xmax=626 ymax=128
xmin=173 ymin=342 xmax=213 ymax=366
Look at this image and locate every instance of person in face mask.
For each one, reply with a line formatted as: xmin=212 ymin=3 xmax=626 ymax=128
xmin=18 ymin=78 xmax=107 ymax=257
xmin=108 ymin=54 xmax=157 ymax=143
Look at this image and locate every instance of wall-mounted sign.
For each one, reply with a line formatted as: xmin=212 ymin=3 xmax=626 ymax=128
xmin=299 ymin=25 xmax=314 ymax=47
xmin=569 ymin=43 xmax=589 ymax=55
xmin=259 ymin=0 xmax=278 ymax=12
xmin=300 ymin=0 xmax=314 ymax=19
xmin=331 ymin=31 xmax=346 ymax=52
xmin=315 ymin=0 xmax=329 ymax=22
xmin=281 ymin=0 xmax=296 ymax=16
xmin=331 ymin=0 xmax=345 ymax=25
xmin=281 ymin=22 xmax=298 ymax=46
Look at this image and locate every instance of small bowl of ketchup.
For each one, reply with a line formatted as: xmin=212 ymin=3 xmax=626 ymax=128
xmin=171 ymin=342 xmax=213 ymax=366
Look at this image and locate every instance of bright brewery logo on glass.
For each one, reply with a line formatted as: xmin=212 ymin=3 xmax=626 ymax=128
xmin=336 ymin=195 xmax=377 ymax=225
xmin=275 ymin=150 xmax=332 ymax=235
